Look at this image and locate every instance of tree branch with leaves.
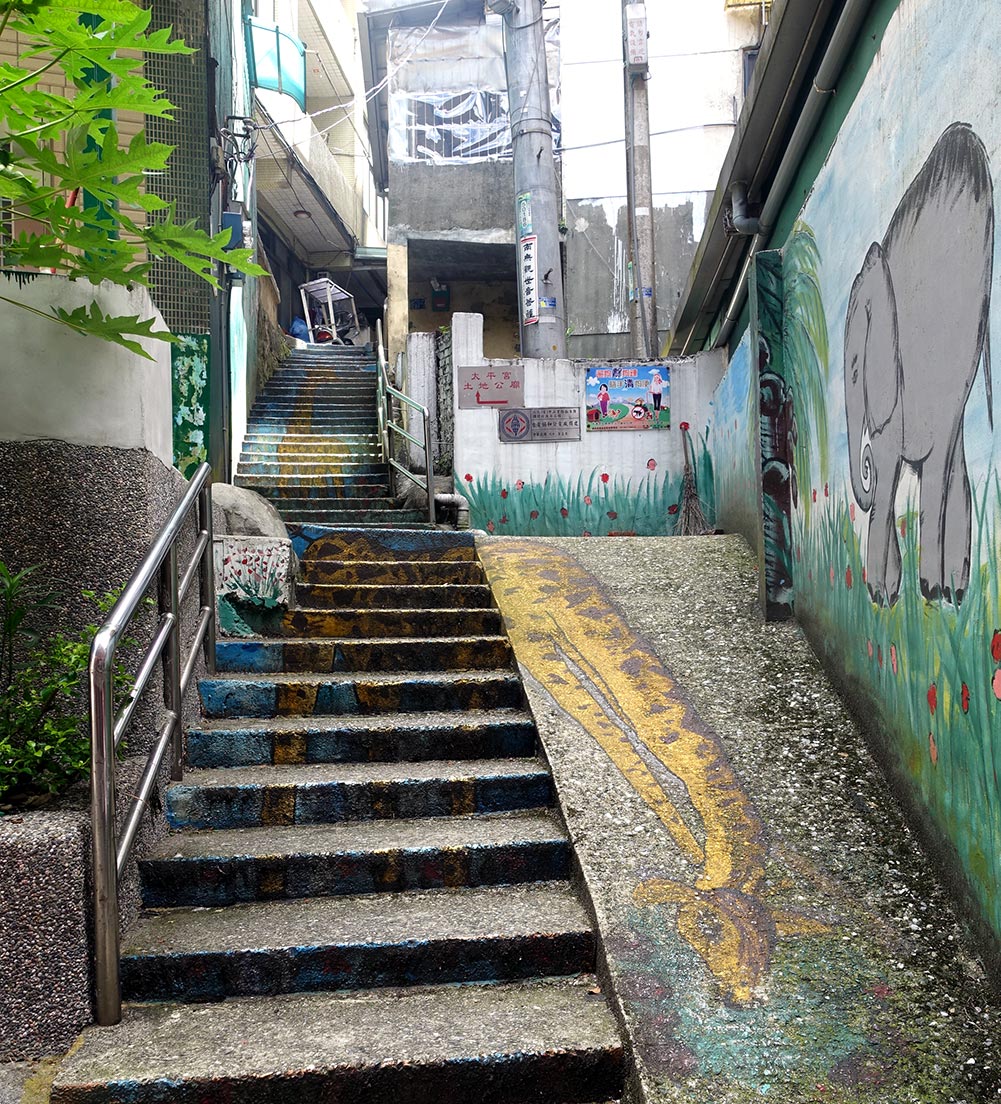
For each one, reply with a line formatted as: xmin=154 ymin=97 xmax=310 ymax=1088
xmin=0 ymin=0 xmax=264 ymax=356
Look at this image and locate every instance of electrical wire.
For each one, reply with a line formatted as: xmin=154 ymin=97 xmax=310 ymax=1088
xmin=560 ymin=120 xmax=734 ymax=154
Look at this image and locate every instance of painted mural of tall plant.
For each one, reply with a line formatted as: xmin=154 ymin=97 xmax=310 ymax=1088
xmin=783 ymin=221 xmax=830 ymax=519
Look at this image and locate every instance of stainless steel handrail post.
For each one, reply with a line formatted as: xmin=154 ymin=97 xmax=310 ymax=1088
xmin=199 ymin=482 xmax=217 ymax=676
xmin=89 ymin=463 xmax=215 ymax=1026
xmin=162 ymin=545 xmax=182 ymax=781
xmin=376 ymin=319 xmax=436 ymax=524
xmin=90 ymin=626 xmax=121 ymax=1026
xmin=423 ymin=410 xmax=436 ymax=525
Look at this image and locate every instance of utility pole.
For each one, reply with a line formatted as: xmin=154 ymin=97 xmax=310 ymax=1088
xmin=490 ymin=0 xmax=566 ymax=359
xmin=623 ymin=1 xmax=658 ymax=358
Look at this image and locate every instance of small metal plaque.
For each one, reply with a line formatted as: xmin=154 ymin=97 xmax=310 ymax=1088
xmin=499 ymin=407 xmax=581 ymax=442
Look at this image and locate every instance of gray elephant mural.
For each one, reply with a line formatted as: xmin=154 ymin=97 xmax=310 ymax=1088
xmin=844 ymin=122 xmax=994 ymax=606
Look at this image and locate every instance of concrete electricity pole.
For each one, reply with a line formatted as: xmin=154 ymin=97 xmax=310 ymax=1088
xmin=490 ymin=0 xmax=566 ymax=358
xmin=623 ymin=1 xmax=658 ymax=358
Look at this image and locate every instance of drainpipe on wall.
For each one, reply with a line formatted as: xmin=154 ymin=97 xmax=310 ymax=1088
xmin=714 ymin=0 xmax=873 ymax=349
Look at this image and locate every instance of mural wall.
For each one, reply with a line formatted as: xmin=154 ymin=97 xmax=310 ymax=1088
xmin=454 ymin=354 xmax=721 ymax=536
xmin=709 ymin=334 xmax=761 ymax=560
xmin=712 ymin=0 xmax=1001 ymax=952
xmin=171 ymin=333 xmax=210 ymax=478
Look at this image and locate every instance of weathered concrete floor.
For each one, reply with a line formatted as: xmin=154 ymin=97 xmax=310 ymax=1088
xmin=479 ymin=534 xmax=999 ymax=1104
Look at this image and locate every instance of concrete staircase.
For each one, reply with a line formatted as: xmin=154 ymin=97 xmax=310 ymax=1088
xmin=52 ymin=529 xmax=625 ymax=1103
xmin=234 ymin=346 xmax=428 ymax=528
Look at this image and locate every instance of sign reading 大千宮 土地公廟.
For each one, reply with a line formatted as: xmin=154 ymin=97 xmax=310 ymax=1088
xmin=498 ymin=407 xmax=580 ymax=442
xmin=585 ymin=364 xmax=670 ymax=430
xmin=458 ymin=364 xmax=526 ymax=408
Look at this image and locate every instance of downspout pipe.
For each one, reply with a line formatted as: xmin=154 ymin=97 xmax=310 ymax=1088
xmin=714 ymin=0 xmax=873 ymax=349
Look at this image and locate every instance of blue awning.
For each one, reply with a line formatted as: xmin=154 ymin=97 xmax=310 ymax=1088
xmin=245 ymin=17 xmax=306 ymax=111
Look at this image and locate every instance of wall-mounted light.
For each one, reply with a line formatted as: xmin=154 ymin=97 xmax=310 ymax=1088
xmin=293 ymin=209 xmax=312 ymax=220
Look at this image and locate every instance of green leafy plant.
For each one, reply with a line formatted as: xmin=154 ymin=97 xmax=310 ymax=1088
xmin=0 ymin=0 xmax=265 ymax=356
xmin=1 ymin=562 xmax=132 ymax=807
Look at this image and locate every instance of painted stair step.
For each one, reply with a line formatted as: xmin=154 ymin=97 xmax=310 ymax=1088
xmin=198 ymin=669 xmax=522 ymax=718
xmin=121 ymin=882 xmax=593 ymax=1002
xmin=240 ymin=441 xmax=386 ymax=454
xmin=278 ymin=511 xmax=431 ymax=526
xmin=237 ymin=466 xmax=389 ymax=481
xmin=215 ymin=634 xmax=511 ymax=674
xmin=186 ymin=708 xmax=537 ymax=768
xmin=298 ymin=558 xmax=485 ymax=584
xmin=242 ymin=433 xmax=379 ymax=442
xmin=238 ymin=460 xmax=387 ymax=475
xmin=263 ymin=499 xmax=406 ymax=515
xmin=256 ymin=392 xmax=377 ymax=402
xmin=295 ymin=583 xmax=494 ymax=610
xmin=51 ymin=975 xmax=624 ymax=1104
xmin=270 ymin=498 xmax=403 ymax=515
xmin=287 ymin=529 xmax=478 ymax=562
xmin=236 ymin=468 xmax=389 ymax=483
xmin=139 ymin=809 xmax=571 ymax=907
xmin=281 ymin=607 xmax=501 ymax=638
xmin=246 ymin=420 xmax=380 ymax=430
xmin=166 ymin=758 xmax=552 ymax=829
xmin=249 ymin=485 xmax=392 ymax=503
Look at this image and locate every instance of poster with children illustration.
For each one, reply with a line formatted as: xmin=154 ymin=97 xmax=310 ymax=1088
xmin=584 ymin=365 xmax=670 ymax=431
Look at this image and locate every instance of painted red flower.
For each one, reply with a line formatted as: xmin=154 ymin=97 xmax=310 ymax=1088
xmin=500 ymin=488 xmax=508 ymax=499
xmin=600 ymin=472 xmax=609 ymax=483
xmin=486 ymin=520 xmax=495 ymax=532
xmin=877 ymin=646 xmax=883 ymax=669
xmin=961 ymin=683 xmax=970 ymax=713
xmin=560 ymin=507 xmax=569 ymax=518
xmin=607 ymin=510 xmax=618 ymax=520
xmin=530 ymin=510 xmax=539 ymax=520
xmin=584 ymin=495 xmax=592 ymax=505
xmin=929 ymin=732 xmax=938 ymax=765
xmin=993 ymin=669 xmax=1001 ymax=701
xmin=668 ymin=504 xmax=679 ymax=515
xmin=515 ymin=480 xmax=525 ymax=491
xmin=862 ymin=568 xmax=867 ymax=584
xmin=867 ymin=639 xmax=873 ymax=659
xmin=464 ymin=473 xmax=473 ymax=482
xmin=927 ymin=684 xmax=937 ymax=715
xmin=582 ymin=529 xmax=591 ymax=537
xmin=845 ymin=566 xmax=852 ymax=589
xmin=890 ymin=644 xmax=898 ymax=675
xmin=900 ymin=517 xmax=907 ymax=538
xmin=849 ymin=502 xmax=856 ymax=522
xmin=647 ymin=458 xmax=657 ymax=471
xmin=829 ymin=566 xmax=835 ymax=586
xmin=824 ymin=483 xmax=829 ymax=497
xmin=679 ymin=421 xmax=690 ymax=432
xmin=812 ymin=489 xmax=817 ymax=503
xmin=500 ymin=514 xmax=508 ymax=524
xmin=991 ymin=630 xmax=1001 ymax=663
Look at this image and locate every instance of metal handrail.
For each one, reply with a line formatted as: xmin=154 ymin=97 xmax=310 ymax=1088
xmin=89 ymin=462 xmax=216 ymax=1026
xmin=375 ymin=320 xmax=436 ymax=525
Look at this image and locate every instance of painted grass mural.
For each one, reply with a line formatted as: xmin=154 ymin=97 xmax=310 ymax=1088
xmin=459 ymin=427 xmax=714 ymax=537
xmin=795 ymin=484 xmax=1001 ymax=936
xmin=710 ymin=337 xmax=760 ymax=557
xmin=782 ymin=188 xmax=1001 ymax=945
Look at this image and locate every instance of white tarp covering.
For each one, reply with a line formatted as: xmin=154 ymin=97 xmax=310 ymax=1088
xmin=388 ymin=15 xmax=561 ymax=165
